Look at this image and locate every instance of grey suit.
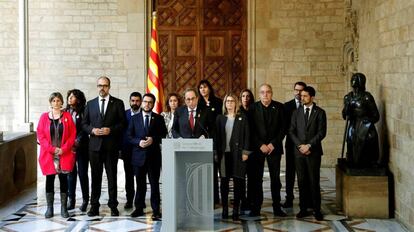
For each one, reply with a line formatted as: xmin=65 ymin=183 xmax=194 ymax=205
xmin=288 ymin=104 xmax=326 ymax=211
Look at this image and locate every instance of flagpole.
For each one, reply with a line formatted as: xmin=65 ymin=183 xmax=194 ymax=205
xmin=147 ymin=11 xmax=164 ymax=114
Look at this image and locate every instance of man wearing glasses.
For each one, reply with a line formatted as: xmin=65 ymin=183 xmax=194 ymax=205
xmin=282 ymin=81 xmax=307 ymax=208
xmin=247 ymin=83 xmax=286 ymax=217
xmin=172 ymin=88 xmax=210 ymax=138
xmin=82 ymin=76 xmax=126 ymax=217
xmin=126 ymin=93 xmax=167 ymax=220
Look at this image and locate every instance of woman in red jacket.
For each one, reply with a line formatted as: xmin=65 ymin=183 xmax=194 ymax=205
xmin=37 ymin=92 xmax=76 ymax=218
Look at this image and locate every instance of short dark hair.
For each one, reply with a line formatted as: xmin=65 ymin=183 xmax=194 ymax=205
xmin=302 ymin=86 xmax=316 ymax=97
xmin=143 ymin=93 xmax=156 ymax=103
xmin=49 ymin=92 xmax=64 ymax=104
xmin=129 ymin=92 xmax=142 ymax=100
xmin=66 ymin=89 xmax=86 ymax=113
xmin=97 ymin=76 xmax=111 ymax=86
xmin=294 ymin=81 xmax=307 ymax=88
xmin=165 ymin=92 xmax=181 ymax=112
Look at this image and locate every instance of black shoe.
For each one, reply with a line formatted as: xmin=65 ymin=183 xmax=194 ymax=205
xmin=222 ymin=207 xmax=229 ymax=219
xmin=124 ymin=202 xmax=133 ymax=209
xmin=281 ymin=200 xmax=293 ymax=208
xmin=79 ymin=201 xmax=88 ymax=212
xmin=273 ymin=208 xmax=287 ymax=217
xmin=240 ymin=201 xmax=249 ymax=211
xmin=296 ymin=210 xmax=310 ymax=218
xmin=313 ymin=211 xmax=324 ymax=221
xmin=152 ymin=212 xmax=162 ymax=221
xmin=87 ymin=207 xmax=99 ymax=217
xmin=248 ymin=210 xmax=260 ymax=217
xmin=130 ymin=209 xmax=144 ymax=217
xmin=110 ymin=207 xmax=119 ymax=216
xmin=67 ymin=198 xmax=75 ymax=210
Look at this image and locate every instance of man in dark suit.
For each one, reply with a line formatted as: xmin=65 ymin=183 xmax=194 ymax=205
xmin=289 ymin=86 xmax=327 ymax=221
xmin=282 ymin=81 xmax=306 ymax=208
xmin=82 ymin=76 xmax=127 ymax=216
xmin=127 ymin=93 xmax=167 ymax=220
xmin=121 ymin=92 xmax=142 ymax=209
xmin=172 ymin=88 xmax=210 ymax=138
xmin=247 ymin=84 xmax=286 ymax=217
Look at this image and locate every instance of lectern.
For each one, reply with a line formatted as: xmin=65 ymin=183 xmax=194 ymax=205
xmin=161 ymin=139 xmax=214 ymax=232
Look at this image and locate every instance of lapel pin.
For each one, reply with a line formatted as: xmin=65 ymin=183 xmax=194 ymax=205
xmin=212 ymin=108 xmax=215 ymax=111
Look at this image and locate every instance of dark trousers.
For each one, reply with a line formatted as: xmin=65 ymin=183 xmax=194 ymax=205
xmin=122 ymin=152 xmax=135 ymax=203
xmin=295 ymin=154 xmax=321 ymax=211
xmin=89 ymin=149 xmax=118 ymax=209
xmin=133 ymin=161 xmax=161 ymax=213
xmin=220 ymin=177 xmax=244 ymax=208
xmin=284 ymin=148 xmax=296 ymax=201
xmin=68 ymin=147 xmax=89 ymax=201
xmin=46 ymin=173 xmax=68 ymax=193
xmin=247 ymin=151 xmax=282 ymax=212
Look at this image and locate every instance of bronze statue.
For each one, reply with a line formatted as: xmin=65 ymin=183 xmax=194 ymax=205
xmin=342 ymin=73 xmax=380 ymax=168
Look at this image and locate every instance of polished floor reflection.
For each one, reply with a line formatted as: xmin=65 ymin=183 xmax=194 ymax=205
xmin=0 ymin=165 xmax=409 ymax=232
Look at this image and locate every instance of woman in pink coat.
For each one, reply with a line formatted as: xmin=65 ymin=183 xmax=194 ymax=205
xmin=37 ymin=92 xmax=76 ymax=218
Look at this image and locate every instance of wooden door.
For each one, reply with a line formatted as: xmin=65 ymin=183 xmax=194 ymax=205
xmin=156 ymin=0 xmax=247 ymax=99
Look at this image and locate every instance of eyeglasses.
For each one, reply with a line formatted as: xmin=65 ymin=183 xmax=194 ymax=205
xmin=185 ymin=97 xmax=197 ymax=102
xmin=97 ymin=84 xmax=109 ymax=88
xmin=142 ymin=100 xmax=154 ymax=104
xmin=225 ymin=99 xmax=236 ymax=103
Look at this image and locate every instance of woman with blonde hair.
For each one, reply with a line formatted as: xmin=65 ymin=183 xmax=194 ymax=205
xmin=37 ymin=92 xmax=76 ymax=218
xmin=214 ymin=93 xmax=251 ymax=220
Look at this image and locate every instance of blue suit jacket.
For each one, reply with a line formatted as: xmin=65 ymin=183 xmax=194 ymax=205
xmin=172 ymin=105 xmax=211 ymax=138
xmin=121 ymin=109 xmax=141 ymax=156
xmin=127 ymin=112 xmax=167 ymax=167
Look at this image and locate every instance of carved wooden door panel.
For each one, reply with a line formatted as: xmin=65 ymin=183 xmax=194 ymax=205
xmin=156 ymin=0 xmax=246 ymax=99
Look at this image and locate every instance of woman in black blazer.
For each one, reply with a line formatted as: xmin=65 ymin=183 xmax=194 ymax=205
xmin=215 ymin=93 xmax=251 ymax=221
xmin=66 ymin=89 xmax=90 ymax=212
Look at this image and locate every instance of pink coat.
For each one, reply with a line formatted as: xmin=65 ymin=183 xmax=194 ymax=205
xmin=37 ymin=111 xmax=76 ymax=175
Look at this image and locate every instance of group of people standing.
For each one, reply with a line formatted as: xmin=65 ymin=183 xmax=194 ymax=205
xmin=37 ymin=75 xmax=327 ymax=222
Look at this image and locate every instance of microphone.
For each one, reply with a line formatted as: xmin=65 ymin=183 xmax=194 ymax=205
xmin=194 ymin=114 xmax=209 ymax=138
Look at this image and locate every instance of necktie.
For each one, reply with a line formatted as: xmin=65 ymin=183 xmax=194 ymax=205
xmin=144 ymin=115 xmax=149 ymax=135
xmin=305 ymin=107 xmax=310 ymax=125
xmin=100 ymin=99 xmax=106 ymax=117
xmin=189 ymin=110 xmax=194 ymax=130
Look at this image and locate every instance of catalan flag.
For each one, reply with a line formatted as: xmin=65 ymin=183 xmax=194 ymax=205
xmin=147 ymin=11 xmax=164 ymax=114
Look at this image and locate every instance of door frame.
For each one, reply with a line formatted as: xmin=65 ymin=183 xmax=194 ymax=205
xmin=145 ymin=0 xmax=257 ymax=92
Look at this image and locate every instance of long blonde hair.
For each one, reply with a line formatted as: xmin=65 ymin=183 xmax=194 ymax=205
xmin=223 ymin=93 xmax=240 ymax=116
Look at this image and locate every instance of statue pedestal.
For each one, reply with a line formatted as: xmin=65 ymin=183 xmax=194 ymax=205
xmin=336 ymin=159 xmax=389 ymax=218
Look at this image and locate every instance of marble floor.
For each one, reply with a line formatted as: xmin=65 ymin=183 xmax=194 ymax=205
xmin=0 ymin=163 xmax=409 ymax=232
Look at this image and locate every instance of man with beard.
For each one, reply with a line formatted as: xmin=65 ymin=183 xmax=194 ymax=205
xmin=127 ymin=93 xmax=167 ymax=220
xmin=289 ymin=86 xmax=326 ymax=221
xmin=282 ymin=81 xmax=306 ymax=208
xmin=82 ymin=76 xmax=127 ymax=216
xmin=121 ymin=92 xmax=142 ymax=209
